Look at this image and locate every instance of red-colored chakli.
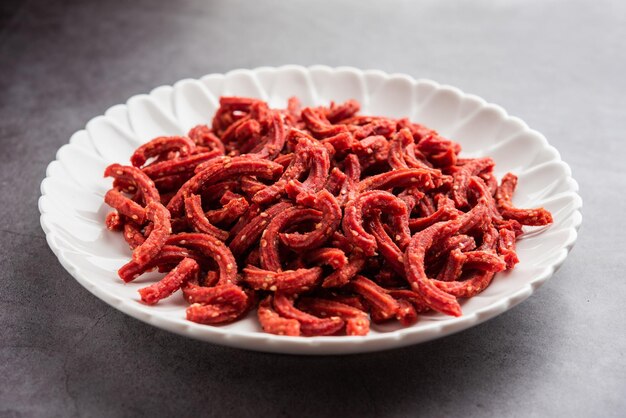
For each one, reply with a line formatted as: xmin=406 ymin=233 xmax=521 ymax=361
xmin=103 ymin=96 xmax=553 ymax=336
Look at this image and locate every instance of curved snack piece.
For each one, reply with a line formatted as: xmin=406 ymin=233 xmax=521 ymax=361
xmin=131 ymin=136 xmax=196 ymax=168
xmin=104 ymin=189 xmax=146 ymax=224
xmin=132 ymin=201 xmax=171 ymax=266
xmin=279 ymin=190 xmax=341 ymax=251
xmin=496 ymin=173 xmax=553 ymax=226
xmin=166 ymin=233 xmax=238 ymax=285
xmin=242 ymin=265 xmax=322 ymax=294
xmin=187 ymin=124 xmax=226 ymax=154
xmin=184 ymin=194 xmax=229 ymax=240
xmin=257 ymin=296 xmax=301 ymax=336
xmin=138 ymin=257 xmax=199 ymax=305
xmin=273 ymin=293 xmax=345 ymax=336
xmin=105 ymin=163 xmax=160 ymax=204
xmin=297 ymin=297 xmax=370 ymax=336
xmin=342 ymin=190 xmax=410 ymax=256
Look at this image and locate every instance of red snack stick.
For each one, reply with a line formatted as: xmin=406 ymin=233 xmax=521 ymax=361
xmin=273 ymin=293 xmax=344 ymax=336
xmin=449 ymin=157 xmax=494 ymax=208
xmin=138 ymin=257 xmax=199 ymax=305
xmin=436 ymin=249 xmax=467 ymax=282
xmin=301 ymin=107 xmax=349 ymax=137
xmin=325 ymin=167 xmax=348 ymax=195
xmin=229 ymin=201 xmax=292 ymax=257
xmin=228 ymin=203 xmax=261 ymax=240
xmin=336 ymin=154 xmax=361 ymax=206
xmin=357 ymin=118 xmax=396 ymax=140
xmin=211 ymin=96 xmax=260 ymax=136
xmin=186 ymin=284 xmax=257 ymax=325
xmin=199 ymin=180 xmax=240 ymax=203
xmin=416 ymin=133 xmax=461 ymax=169
xmin=368 ymin=214 xmax=404 ymax=276
xmin=132 ymin=201 xmax=171 ymax=266
xmin=409 ymin=194 xmax=460 ymax=232
xmin=250 ymin=147 xmax=306 ymax=204
xmin=257 ymin=296 xmax=301 ymax=336
xmin=326 ymin=294 xmax=367 ymax=311
xmin=463 ymin=250 xmax=507 ymax=272
xmin=358 ymin=168 xmax=435 ymax=192
xmin=118 ymin=245 xmax=199 ymax=282
xmin=350 ymin=275 xmax=400 ymax=321
xmin=496 ymin=173 xmax=553 ymax=226
xmin=352 ymin=135 xmax=389 ymax=169
xmin=186 ymin=303 xmax=244 ymax=325
xmin=181 ymin=281 xmax=248 ymax=309
xmin=280 ymin=190 xmax=341 ymax=251
xmin=143 ymin=151 xmax=222 ymax=179
xmin=283 ymin=135 xmax=331 ymax=200
xmin=286 ymin=96 xmax=302 ymax=119
xmin=184 ymin=194 xmax=229 ymax=240
xmin=386 ymin=289 xmax=430 ymax=313
xmin=104 ymin=163 xmax=160 ymax=205
xmin=497 ymin=227 xmax=519 ymax=269
xmin=388 ymin=128 xmax=414 ymax=170
xmin=480 ymin=170 xmax=498 ymax=196
xmin=388 ymin=128 xmax=432 ymax=170
xmin=166 ymin=156 xmax=283 ymax=217
xmin=242 ymin=266 xmax=322 ymax=294
xmin=203 ymin=270 xmax=220 ymax=287
xmin=479 ymin=225 xmax=499 ymax=251
xmin=205 ymin=195 xmax=249 ymax=226
xmin=302 ymin=247 xmax=348 ymax=270
xmin=342 ymin=190 xmax=409 ymax=256
xmin=274 ymin=152 xmax=294 ymax=167
xmin=123 ymin=222 xmax=146 ymax=249
xmin=112 ymin=177 xmax=137 ymax=194
xmin=249 ymin=109 xmax=286 ymax=160
xmin=239 ymin=176 xmax=266 ymax=198
xmin=326 ymin=99 xmax=360 ymax=124
xmin=221 ymin=115 xmax=257 ymax=149
xmin=187 ymin=124 xmax=226 ymax=154
xmin=104 ymin=189 xmax=146 ymax=224
xmin=130 ymin=136 xmax=196 ymax=168
xmin=330 ymin=231 xmax=355 ymax=254
xmin=432 ymin=270 xmax=496 ymax=299
xmin=166 ymin=232 xmax=238 ymax=285
xmin=426 ymin=234 xmax=476 ymax=266
xmin=321 ymin=132 xmax=354 ymax=155
xmin=398 ymin=188 xmax=423 ymax=214
xmin=416 ymin=193 xmax=436 ymax=217
xmin=395 ymin=299 xmax=419 ymax=326
xmin=219 ymin=190 xmax=245 ymax=205
xmin=259 ymin=206 xmax=321 ymax=271
xmin=396 ymin=118 xmax=437 ymax=141
xmin=403 ymin=202 xmax=489 ymax=317
xmin=322 ymin=253 xmax=366 ymax=288
xmin=105 ymin=211 xmax=124 ymax=231
xmin=297 ymin=297 xmax=370 ymax=336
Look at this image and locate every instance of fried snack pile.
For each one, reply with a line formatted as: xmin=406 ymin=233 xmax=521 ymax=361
xmin=103 ymin=96 xmax=553 ymax=336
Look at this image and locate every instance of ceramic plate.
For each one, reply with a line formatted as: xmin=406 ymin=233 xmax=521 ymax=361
xmin=39 ymin=65 xmax=582 ymax=354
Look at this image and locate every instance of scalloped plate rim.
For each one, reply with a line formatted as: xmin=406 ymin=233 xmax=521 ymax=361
xmin=38 ymin=65 xmax=582 ymax=355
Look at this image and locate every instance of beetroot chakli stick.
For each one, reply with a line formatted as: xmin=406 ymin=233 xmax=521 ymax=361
xmin=103 ymin=96 xmax=552 ymax=336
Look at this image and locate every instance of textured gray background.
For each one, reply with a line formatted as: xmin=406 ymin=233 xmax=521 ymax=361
xmin=1 ymin=0 xmax=625 ymax=417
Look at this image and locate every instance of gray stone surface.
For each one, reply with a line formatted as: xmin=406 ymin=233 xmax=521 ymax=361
xmin=1 ymin=0 xmax=624 ymax=416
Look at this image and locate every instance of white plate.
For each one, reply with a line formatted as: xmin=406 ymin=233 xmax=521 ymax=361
xmin=39 ymin=65 xmax=582 ymax=354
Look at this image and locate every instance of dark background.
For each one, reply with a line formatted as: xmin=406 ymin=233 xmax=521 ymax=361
xmin=2 ymin=0 xmax=625 ymax=417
